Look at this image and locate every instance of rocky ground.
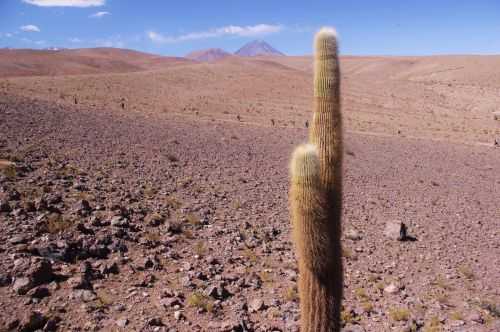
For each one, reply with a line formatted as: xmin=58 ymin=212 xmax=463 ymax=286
xmin=0 ymin=91 xmax=499 ymax=332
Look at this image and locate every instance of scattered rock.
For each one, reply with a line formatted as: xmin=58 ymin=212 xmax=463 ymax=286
xmin=72 ymin=289 xmax=97 ymax=302
xmin=29 ymin=258 xmax=55 ymax=285
xmin=67 ymin=275 xmax=92 ymax=290
xmin=20 ymin=311 xmax=48 ymax=332
xmin=205 ymin=283 xmax=231 ymax=300
xmin=467 ymin=312 xmax=483 ymax=324
xmin=99 ymin=261 xmax=119 ymax=275
xmin=13 ymin=277 xmax=33 ymax=295
xmin=146 ymin=213 xmax=164 ymax=226
xmin=345 ymin=229 xmax=362 ymax=241
xmin=9 ymin=235 xmax=28 ymax=245
xmin=174 ymin=311 xmax=183 ymax=321
xmin=147 ymin=317 xmax=163 ymax=326
xmin=249 ymin=298 xmax=265 ymax=312
xmin=27 ymin=286 xmax=50 ymax=299
xmin=43 ymin=316 xmax=62 ymax=332
xmin=384 ymin=220 xmax=407 ymax=241
xmin=116 ymin=318 xmax=129 ymax=328
xmin=0 ymin=273 xmax=12 ymax=287
xmin=110 ymin=216 xmax=129 ymax=227
xmin=384 ymin=283 xmax=399 ymax=294
xmin=0 ymin=200 xmax=12 ymax=213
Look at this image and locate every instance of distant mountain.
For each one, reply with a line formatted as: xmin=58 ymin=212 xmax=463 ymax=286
xmin=235 ymin=40 xmax=284 ymax=57
xmin=185 ymin=48 xmax=231 ymax=62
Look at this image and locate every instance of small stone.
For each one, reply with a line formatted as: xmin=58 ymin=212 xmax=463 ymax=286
xmin=67 ymin=275 xmax=92 ymax=290
xmin=100 ymin=261 xmax=119 ymax=275
xmin=7 ymin=189 xmax=21 ymax=201
xmin=147 ymin=317 xmax=163 ymax=326
xmin=116 ymin=318 xmax=128 ymax=328
xmin=205 ymin=283 xmax=231 ymax=300
xmin=73 ymin=289 xmax=97 ymax=302
xmin=0 ymin=200 xmax=12 ymax=213
xmin=20 ymin=311 xmax=48 ymax=332
xmin=174 ymin=311 xmax=182 ymax=321
xmin=146 ymin=213 xmax=164 ymax=227
xmin=249 ymin=298 xmax=265 ymax=312
xmin=111 ymin=216 xmax=128 ymax=227
xmin=384 ymin=220 xmax=407 ymax=241
xmin=6 ymin=318 xmax=20 ymax=330
xmin=13 ymin=277 xmax=33 ymax=295
xmin=9 ymin=235 xmax=28 ymax=245
xmin=43 ymin=316 xmax=62 ymax=331
xmin=467 ymin=312 xmax=483 ymax=324
xmin=345 ymin=229 xmax=362 ymax=241
xmin=159 ymin=297 xmax=180 ymax=308
xmin=0 ymin=273 xmax=12 ymax=286
xmin=384 ymin=283 xmax=399 ymax=294
xmin=27 ymin=286 xmax=50 ymax=299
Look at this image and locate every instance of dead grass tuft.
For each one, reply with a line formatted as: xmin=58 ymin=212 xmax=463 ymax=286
xmin=388 ymin=307 xmax=410 ymax=322
xmin=186 ymin=292 xmax=214 ymax=313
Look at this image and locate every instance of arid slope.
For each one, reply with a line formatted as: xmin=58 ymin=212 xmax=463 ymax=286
xmin=0 ymin=50 xmax=499 ymax=331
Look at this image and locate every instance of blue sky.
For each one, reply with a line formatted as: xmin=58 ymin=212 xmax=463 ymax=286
xmin=0 ymin=0 xmax=499 ymax=56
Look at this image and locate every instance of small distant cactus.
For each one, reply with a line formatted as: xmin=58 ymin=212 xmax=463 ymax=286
xmin=289 ymin=27 xmax=343 ymax=331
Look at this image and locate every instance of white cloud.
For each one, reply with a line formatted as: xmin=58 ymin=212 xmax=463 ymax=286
xmin=69 ymin=37 xmax=82 ymax=43
xmin=89 ymin=11 xmax=110 ymax=18
xmin=147 ymin=24 xmax=283 ymax=44
xmin=95 ymin=36 xmax=125 ymax=48
xmin=20 ymin=24 xmax=41 ymax=32
xmin=6 ymin=33 xmax=13 ymax=37
xmin=22 ymin=0 xmax=105 ymax=7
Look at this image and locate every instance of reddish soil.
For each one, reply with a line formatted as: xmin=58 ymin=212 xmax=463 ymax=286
xmin=0 ymin=50 xmax=499 ymax=332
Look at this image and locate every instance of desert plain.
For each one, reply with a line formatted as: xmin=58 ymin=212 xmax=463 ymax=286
xmin=0 ymin=47 xmax=499 ymax=331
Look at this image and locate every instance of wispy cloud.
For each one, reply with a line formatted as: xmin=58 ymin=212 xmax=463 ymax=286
xmin=95 ymin=35 xmax=125 ymax=48
xmin=69 ymin=37 xmax=82 ymax=43
xmin=147 ymin=24 xmax=283 ymax=44
xmin=20 ymin=24 xmax=41 ymax=32
xmin=22 ymin=0 xmax=105 ymax=7
xmin=89 ymin=11 xmax=110 ymax=18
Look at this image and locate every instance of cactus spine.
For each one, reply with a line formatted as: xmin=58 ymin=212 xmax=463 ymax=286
xmin=290 ymin=27 xmax=343 ymax=332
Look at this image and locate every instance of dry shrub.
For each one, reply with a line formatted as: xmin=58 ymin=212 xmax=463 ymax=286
xmin=388 ymin=307 xmax=410 ymax=322
xmin=186 ymin=292 xmax=214 ymax=312
xmin=46 ymin=213 xmax=72 ymax=234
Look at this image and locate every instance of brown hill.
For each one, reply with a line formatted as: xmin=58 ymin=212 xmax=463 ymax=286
xmin=0 ymin=47 xmax=192 ymax=77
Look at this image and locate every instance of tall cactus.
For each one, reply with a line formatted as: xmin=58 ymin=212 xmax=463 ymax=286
xmin=289 ymin=27 xmax=343 ymax=332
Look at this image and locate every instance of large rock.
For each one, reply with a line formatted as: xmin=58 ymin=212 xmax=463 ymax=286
xmin=28 ymin=258 xmax=55 ymax=285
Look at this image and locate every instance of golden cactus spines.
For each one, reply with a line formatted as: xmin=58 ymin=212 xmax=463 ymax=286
xmin=290 ymin=27 xmax=343 ymax=332
xmin=290 ymin=144 xmax=331 ymax=278
xmin=310 ymin=27 xmax=342 ymax=196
